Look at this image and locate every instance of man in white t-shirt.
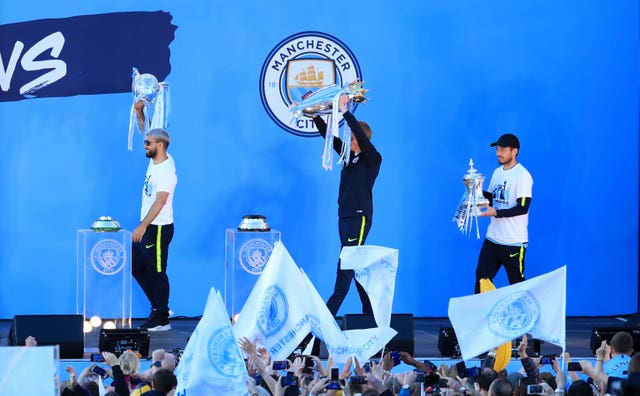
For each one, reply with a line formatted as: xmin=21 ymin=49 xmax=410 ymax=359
xmin=132 ymin=128 xmax=177 ymax=331
xmin=475 ymin=133 xmax=533 ymax=293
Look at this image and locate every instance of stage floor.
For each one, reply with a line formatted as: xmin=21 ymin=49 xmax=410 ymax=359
xmin=0 ymin=315 xmax=633 ymax=360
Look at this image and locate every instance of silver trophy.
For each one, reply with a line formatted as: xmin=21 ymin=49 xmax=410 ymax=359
xmin=453 ymin=158 xmax=490 ymax=238
xmin=237 ymin=214 xmax=271 ymax=232
xmin=128 ymin=68 xmax=171 ymax=151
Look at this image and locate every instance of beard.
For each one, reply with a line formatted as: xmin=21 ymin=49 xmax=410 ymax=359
xmin=497 ymin=155 xmax=511 ymax=165
xmin=145 ymin=148 xmax=157 ymax=158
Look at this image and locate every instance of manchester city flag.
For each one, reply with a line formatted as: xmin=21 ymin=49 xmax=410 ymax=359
xmin=233 ymin=241 xmax=396 ymax=363
xmin=340 ymin=245 xmax=399 ymax=328
xmin=174 ymin=288 xmax=248 ymax=396
xmin=448 ymin=266 xmax=566 ymax=361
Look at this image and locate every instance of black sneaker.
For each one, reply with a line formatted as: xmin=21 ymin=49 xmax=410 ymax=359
xmin=139 ymin=312 xmax=171 ymax=332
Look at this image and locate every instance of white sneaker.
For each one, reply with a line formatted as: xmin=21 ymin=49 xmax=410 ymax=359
xmin=148 ymin=323 xmax=172 ymax=332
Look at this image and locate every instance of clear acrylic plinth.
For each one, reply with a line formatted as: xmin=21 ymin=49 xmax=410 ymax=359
xmin=77 ymin=229 xmax=132 ymax=329
xmin=225 ymin=229 xmax=281 ymax=318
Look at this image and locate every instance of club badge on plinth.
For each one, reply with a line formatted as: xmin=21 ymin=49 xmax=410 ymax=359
xmin=127 ymin=67 xmax=171 ymax=151
xmin=289 ymin=80 xmax=368 ymax=170
xmin=453 ymin=158 xmax=490 ymax=238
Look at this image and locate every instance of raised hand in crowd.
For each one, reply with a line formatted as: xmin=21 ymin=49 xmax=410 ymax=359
xmin=351 ymin=356 xmax=365 ymax=376
xmin=364 ymin=371 xmax=393 ymax=396
xmin=245 ymin=375 xmax=261 ymax=396
xmin=311 ymin=355 xmax=330 ymax=378
xmin=239 ymin=336 xmax=259 ymax=356
xmin=550 ymin=354 xmax=567 ymax=393
xmin=60 ymin=365 xmax=86 ymax=396
xmin=340 ymin=356 xmax=354 ymax=381
xmin=398 ymin=350 xmax=432 ymax=373
xmin=246 ymin=354 xmax=276 ymax=395
xmin=101 ymin=351 xmax=130 ymax=396
xmin=25 ymin=335 xmax=37 ymax=346
xmin=368 ymin=358 xmax=387 ymax=381
xmin=305 ymin=375 xmax=331 ymax=396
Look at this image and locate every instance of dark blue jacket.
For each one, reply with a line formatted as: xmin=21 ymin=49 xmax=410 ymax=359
xmin=314 ymin=112 xmax=381 ymax=217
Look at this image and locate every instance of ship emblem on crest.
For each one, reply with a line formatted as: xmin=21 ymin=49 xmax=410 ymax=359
xmin=286 ymin=60 xmax=335 ymax=104
xmin=90 ymin=239 xmax=125 ymax=275
xmin=207 ymin=327 xmax=246 ymax=378
xmin=487 ymin=291 xmax=540 ymax=338
xmin=257 ymin=285 xmax=289 ymax=337
xmin=239 ymin=238 xmax=273 ymax=275
xmin=260 ymin=31 xmax=363 ymax=137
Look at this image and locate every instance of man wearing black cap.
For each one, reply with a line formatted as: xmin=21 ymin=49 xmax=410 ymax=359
xmin=475 ymin=133 xmax=533 ymax=293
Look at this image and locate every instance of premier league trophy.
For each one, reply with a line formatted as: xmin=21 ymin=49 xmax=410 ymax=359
xmin=127 ymin=68 xmax=170 ymax=150
xmin=453 ymin=158 xmax=490 ymax=238
xmin=289 ymin=80 xmax=368 ymax=170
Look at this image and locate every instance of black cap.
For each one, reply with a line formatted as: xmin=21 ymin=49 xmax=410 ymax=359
xmin=490 ymin=133 xmax=520 ymax=149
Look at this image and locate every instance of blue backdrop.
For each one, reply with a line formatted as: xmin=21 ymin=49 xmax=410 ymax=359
xmin=0 ymin=1 xmax=637 ymax=319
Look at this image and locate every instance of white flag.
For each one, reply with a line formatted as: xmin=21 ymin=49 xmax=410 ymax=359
xmin=448 ymin=266 xmax=566 ymax=361
xmin=340 ymin=245 xmax=399 ymax=327
xmin=233 ymin=241 xmax=397 ymax=363
xmin=175 ymin=288 xmax=249 ymax=396
xmin=297 ymin=264 xmax=398 ymax=364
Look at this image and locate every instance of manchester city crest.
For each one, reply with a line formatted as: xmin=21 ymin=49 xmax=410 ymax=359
xmin=239 ymin=238 xmax=273 ymax=274
xmin=257 ymin=285 xmax=289 ymax=337
xmin=487 ymin=290 xmax=540 ymax=338
xmin=90 ymin=239 xmax=126 ymax=275
xmin=207 ymin=327 xmax=246 ymax=378
xmin=260 ymin=31 xmax=363 ymax=137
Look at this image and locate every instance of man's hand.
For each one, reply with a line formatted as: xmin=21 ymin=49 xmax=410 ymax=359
xmin=133 ymin=223 xmax=147 ymax=243
xmin=134 ymin=100 xmax=146 ymax=130
xmin=595 ymin=340 xmax=609 ymax=362
xmin=338 ymin=94 xmax=350 ymax=112
xmin=478 ymin=205 xmax=496 ymax=217
xmin=239 ymin=337 xmax=258 ymax=356
xmin=151 ymin=348 xmax=165 ymax=362
xmin=518 ymin=334 xmax=529 ymax=358
xmin=102 ymin=351 xmax=119 ymax=367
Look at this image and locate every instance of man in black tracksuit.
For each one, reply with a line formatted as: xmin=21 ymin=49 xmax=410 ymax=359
xmin=313 ymin=94 xmax=382 ymax=316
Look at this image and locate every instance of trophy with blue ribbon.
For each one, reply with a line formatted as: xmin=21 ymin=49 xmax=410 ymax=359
xmin=289 ymin=80 xmax=368 ymax=170
xmin=127 ymin=68 xmax=170 ymax=150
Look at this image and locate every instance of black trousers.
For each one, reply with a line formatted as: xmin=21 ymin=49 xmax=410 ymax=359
xmin=132 ymin=223 xmax=174 ymax=317
xmin=475 ymin=238 xmax=526 ymax=293
xmin=326 ymin=215 xmax=373 ymax=316
xmin=301 ymin=216 xmax=373 ymax=355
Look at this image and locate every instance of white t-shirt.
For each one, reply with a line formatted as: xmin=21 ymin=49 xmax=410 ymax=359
xmin=140 ymin=154 xmax=177 ymax=225
xmin=486 ymin=162 xmax=533 ymax=245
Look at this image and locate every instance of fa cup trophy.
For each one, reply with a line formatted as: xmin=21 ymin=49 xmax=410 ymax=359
xmin=453 ymin=158 xmax=490 ymax=238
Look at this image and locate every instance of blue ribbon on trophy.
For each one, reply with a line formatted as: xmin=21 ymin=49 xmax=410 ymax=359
xmin=453 ymin=158 xmax=490 ymax=238
xmin=127 ymin=67 xmax=171 ymax=150
xmin=289 ymin=80 xmax=368 ymax=170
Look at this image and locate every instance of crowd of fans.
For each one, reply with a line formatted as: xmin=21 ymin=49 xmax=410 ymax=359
xmin=236 ymin=331 xmax=639 ymax=396
xmin=21 ymin=330 xmax=639 ymax=395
